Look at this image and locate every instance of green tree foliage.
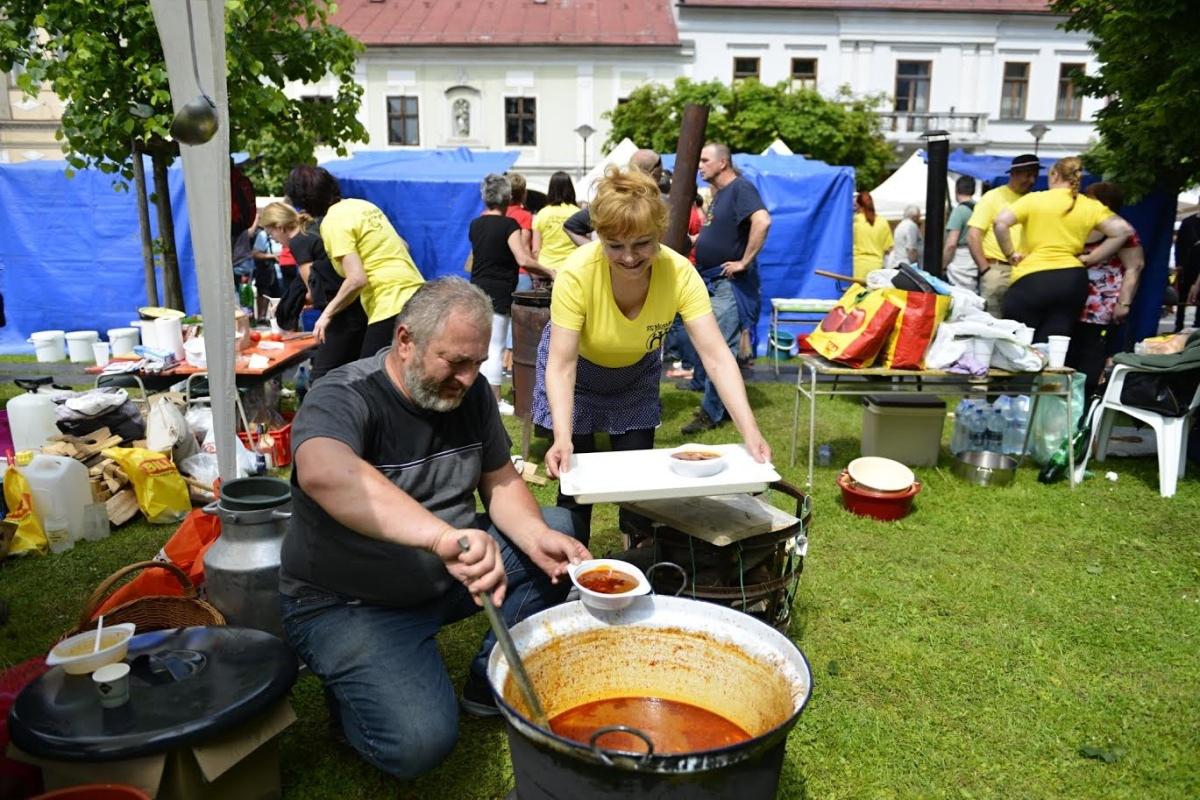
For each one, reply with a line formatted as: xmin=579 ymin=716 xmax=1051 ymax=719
xmin=603 ymin=78 xmax=892 ymax=187
xmin=1051 ymin=0 xmax=1200 ymax=198
xmin=0 ymin=0 xmax=365 ymax=306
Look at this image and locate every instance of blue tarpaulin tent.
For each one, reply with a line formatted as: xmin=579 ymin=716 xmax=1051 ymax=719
xmin=324 ymin=148 xmax=520 ymax=283
xmin=0 ymin=158 xmax=199 ymax=354
xmin=663 ymin=151 xmax=855 ymax=351
xmin=938 ymin=149 xmax=1173 ymax=344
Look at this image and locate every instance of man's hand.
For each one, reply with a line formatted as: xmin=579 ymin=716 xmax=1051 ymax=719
xmin=720 ymin=260 xmax=747 ymax=278
xmin=1189 ymin=280 xmax=1199 ymax=305
xmin=1009 ymin=252 xmax=1024 ymax=266
xmin=312 ymin=312 xmax=331 ymax=344
xmin=1114 ymin=302 xmax=1131 ymax=323
xmin=524 ymin=529 xmax=591 ymax=584
xmin=544 ymin=438 xmax=574 ymax=478
xmin=430 ymin=528 xmax=507 ymax=606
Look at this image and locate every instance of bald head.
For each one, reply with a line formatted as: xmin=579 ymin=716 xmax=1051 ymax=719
xmin=629 ymin=148 xmax=662 ymax=182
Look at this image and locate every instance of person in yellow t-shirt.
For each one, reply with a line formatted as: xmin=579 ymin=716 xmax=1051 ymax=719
xmin=531 ymin=171 xmax=580 ymax=275
xmin=319 ymin=197 xmax=426 ymax=358
xmin=966 ymin=153 xmax=1039 ymax=316
xmin=851 ymin=191 xmax=893 ymax=281
xmin=533 ymin=167 xmax=771 ymax=538
xmin=994 ymin=157 xmax=1134 ymax=343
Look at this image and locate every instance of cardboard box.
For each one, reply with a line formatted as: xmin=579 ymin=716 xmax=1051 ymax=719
xmin=9 ymin=700 xmax=295 ymax=799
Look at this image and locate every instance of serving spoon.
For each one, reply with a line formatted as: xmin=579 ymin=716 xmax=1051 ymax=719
xmin=458 ymin=537 xmax=551 ymax=730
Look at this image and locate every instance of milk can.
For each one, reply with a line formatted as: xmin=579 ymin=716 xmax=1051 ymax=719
xmin=202 ymin=476 xmax=291 ymax=638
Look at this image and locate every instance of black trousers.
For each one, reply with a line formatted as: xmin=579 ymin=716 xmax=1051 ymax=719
xmin=359 ymin=313 xmax=400 ymax=359
xmin=1177 ymin=263 xmax=1200 ymax=331
xmin=1002 ymin=268 xmax=1089 ymax=343
xmin=556 ymin=427 xmax=656 ymax=541
xmin=1065 ymin=321 xmax=1111 ymax=398
xmin=310 ymin=303 xmax=368 ymax=383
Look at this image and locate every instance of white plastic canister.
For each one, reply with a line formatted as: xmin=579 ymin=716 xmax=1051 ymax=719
xmin=65 ymin=331 xmax=100 ymax=363
xmin=7 ymin=391 xmax=60 ymax=452
xmin=23 ymin=454 xmax=92 ymax=550
xmin=107 ymin=327 xmax=140 ymax=356
xmin=28 ymin=330 xmax=66 ymax=363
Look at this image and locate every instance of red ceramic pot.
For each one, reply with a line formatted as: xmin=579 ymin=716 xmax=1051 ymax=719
xmin=837 ymin=470 xmax=921 ymax=521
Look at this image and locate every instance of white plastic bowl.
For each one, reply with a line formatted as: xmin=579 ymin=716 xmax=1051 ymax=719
xmin=45 ymin=623 xmax=136 ymax=675
xmin=847 ymin=456 xmax=915 ymax=493
xmin=668 ymin=444 xmax=728 ymax=478
xmin=568 ymin=559 xmax=651 ymax=611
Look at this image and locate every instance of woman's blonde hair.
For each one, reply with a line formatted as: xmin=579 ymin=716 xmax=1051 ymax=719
xmin=1051 ymin=157 xmax=1084 ymax=214
xmin=257 ymin=201 xmax=313 ymax=231
xmin=589 ymin=165 xmax=667 ymax=241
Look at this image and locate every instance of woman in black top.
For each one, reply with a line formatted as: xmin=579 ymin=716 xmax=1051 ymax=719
xmin=468 ymin=173 xmax=553 ymax=411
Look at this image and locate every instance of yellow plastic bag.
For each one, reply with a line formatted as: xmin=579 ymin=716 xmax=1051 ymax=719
xmin=3 ymin=464 xmax=48 ymax=557
xmin=102 ymin=446 xmax=190 ymax=524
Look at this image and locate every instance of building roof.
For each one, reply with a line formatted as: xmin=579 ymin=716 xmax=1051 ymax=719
xmin=677 ymin=0 xmax=1052 ymax=13
xmin=330 ymin=0 xmax=680 ymax=47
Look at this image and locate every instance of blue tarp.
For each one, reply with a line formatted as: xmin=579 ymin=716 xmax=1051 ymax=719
xmin=938 ymin=149 xmax=1173 ymax=344
xmin=324 ymin=148 xmax=520 ymax=283
xmin=0 ymin=158 xmax=199 ymax=354
xmin=663 ymin=151 xmax=855 ymax=351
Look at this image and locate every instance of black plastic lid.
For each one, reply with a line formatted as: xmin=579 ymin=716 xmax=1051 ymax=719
xmin=219 ymin=476 xmax=291 ymax=511
xmin=862 ymin=394 xmax=946 ymax=409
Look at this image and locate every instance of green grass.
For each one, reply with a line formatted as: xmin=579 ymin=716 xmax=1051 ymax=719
xmin=2 ymin=381 xmax=1198 ymax=798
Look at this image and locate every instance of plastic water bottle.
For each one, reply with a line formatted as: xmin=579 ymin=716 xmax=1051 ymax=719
xmin=967 ymin=408 xmax=988 ymax=451
xmin=1003 ymin=395 xmax=1032 ymax=456
xmin=951 ymin=399 xmax=972 ymax=455
xmin=986 ymin=407 xmax=1005 ymax=453
xmin=817 ymin=444 xmax=832 ymax=466
xmin=295 ymin=363 xmax=310 ymax=402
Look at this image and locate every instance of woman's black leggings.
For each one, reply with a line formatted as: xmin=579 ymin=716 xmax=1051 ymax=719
xmin=359 ymin=313 xmax=400 ymax=359
xmin=557 ymin=428 xmax=656 ymax=541
xmin=1002 ymin=268 xmax=1089 ymax=343
xmin=309 ymin=304 xmax=367 ymax=383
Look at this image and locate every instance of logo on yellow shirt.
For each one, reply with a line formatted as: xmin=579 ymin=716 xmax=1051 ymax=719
xmin=645 ymin=321 xmax=672 ymax=352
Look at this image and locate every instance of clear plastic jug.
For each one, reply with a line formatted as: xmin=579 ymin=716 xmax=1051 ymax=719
xmin=23 ymin=454 xmax=91 ymax=549
xmin=7 ymin=379 xmax=60 ymax=452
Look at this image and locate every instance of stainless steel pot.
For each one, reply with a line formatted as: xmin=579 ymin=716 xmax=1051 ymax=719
xmin=487 ymin=595 xmax=813 ymax=799
xmin=952 ymin=450 xmax=1017 ymax=487
xmin=201 ymin=476 xmax=291 ymax=637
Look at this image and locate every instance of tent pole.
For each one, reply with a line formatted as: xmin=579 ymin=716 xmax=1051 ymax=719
xmin=664 ymin=104 xmax=709 ymax=256
xmin=922 ymin=130 xmax=950 ymax=278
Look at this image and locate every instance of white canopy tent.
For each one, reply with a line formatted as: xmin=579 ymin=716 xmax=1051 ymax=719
xmin=574 ymin=137 xmax=639 ymax=202
xmin=869 ymin=150 xmax=956 ymax=221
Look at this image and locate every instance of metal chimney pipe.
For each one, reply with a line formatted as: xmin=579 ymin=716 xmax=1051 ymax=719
xmin=664 ymin=104 xmax=709 ymax=256
xmin=922 ymin=130 xmax=951 ymax=278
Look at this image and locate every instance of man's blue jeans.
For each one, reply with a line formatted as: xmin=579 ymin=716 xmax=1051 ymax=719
xmin=279 ymin=507 xmax=582 ymax=779
xmin=689 ymin=279 xmax=741 ymax=422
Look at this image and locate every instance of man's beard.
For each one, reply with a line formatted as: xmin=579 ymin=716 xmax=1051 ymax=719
xmin=402 ymin=357 xmax=466 ymax=412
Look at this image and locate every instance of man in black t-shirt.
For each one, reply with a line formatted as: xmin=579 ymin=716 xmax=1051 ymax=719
xmin=279 ymin=277 xmax=590 ymax=779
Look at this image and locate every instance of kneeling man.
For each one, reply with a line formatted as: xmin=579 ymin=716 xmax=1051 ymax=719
xmin=279 ymin=277 xmax=590 ymax=778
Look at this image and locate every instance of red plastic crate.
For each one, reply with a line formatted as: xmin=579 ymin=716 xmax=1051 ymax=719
xmin=238 ymin=422 xmax=292 ymax=468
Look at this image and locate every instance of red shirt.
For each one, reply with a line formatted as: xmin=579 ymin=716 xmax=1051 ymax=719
xmin=506 ymin=205 xmax=533 ymax=230
xmin=277 ymin=246 xmax=297 ymax=268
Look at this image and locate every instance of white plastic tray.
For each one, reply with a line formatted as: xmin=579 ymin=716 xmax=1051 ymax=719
xmin=557 ymin=443 xmax=780 ymax=504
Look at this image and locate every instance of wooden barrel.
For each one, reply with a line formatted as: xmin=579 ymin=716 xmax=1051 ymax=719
xmin=510 ymin=290 xmax=551 ymax=420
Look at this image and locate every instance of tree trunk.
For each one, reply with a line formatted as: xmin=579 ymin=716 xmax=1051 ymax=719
xmin=131 ymin=139 xmax=159 ymax=306
xmin=150 ymin=150 xmax=185 ymax=310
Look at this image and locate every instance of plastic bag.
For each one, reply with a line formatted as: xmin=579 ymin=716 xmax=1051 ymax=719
xmin=807 ymin=286 xmax=903 ymax=368
xmin=200 ymin=425 xmax=260 ymax=477
xmin=146 ymin=397 xmax=198 ymax=463
xmin=881 ymin=291 xmax=952 ymax=369
xmin=2 ymin=466 xmax=47 ymax=557
xmin=185 ymin=405 xmax=214 ymax=445
xmin=102 ymin=446 xmax=191 ymax=524
xmin=1028 ymin=373 xmax=1086 ymax=465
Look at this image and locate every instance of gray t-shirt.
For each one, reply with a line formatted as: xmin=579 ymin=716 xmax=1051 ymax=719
xmin=278 ymin=353 xmax=511 ymax=606
xmin=947 ymin=202 xmax=975 ymax=247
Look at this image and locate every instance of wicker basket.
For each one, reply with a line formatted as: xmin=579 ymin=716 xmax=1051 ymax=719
xmin=66 ymin=559 xmax=225 ymax=638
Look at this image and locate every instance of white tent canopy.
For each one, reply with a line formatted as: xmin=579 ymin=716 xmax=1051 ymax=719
xmin=869 ymin=150 xmax=955 ymax=221
xmin=575 ymin=137 xmax=639 ymax=202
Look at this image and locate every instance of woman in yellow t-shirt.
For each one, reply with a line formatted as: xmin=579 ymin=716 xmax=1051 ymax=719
xmin=852 ymin=191 xmax=893 ymax=281
xmin=531 ymin=171 xmax=579 ymax=275
xmin=994 ymin=157 xmax=1133 ymax=342
xmin=533 ymin=167 xmax=771 ymax=537
xmin=318 ymin=197 xmax=426 ymax=358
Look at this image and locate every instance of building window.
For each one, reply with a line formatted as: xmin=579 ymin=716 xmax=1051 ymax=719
xmin=386 ymin=95 xmax=419 ymax=146
xmin=894 ymin=60 xmax=931 ymax=113
xmin=1056 ymin=63 xmax=1085 ymax=120
xmin=999 ymin=62 xmax=1029 ymax=120
xmin=733 ymin=57 xmax=760 ymax=82
xmin=790 ymin=58 xmax=818 ymax=90
xmin=505 ymin=97 xmax=536 ymax=146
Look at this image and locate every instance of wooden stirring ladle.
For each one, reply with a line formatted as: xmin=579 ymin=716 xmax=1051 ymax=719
xmin=457 ymin=537 xmax=551 ymax=730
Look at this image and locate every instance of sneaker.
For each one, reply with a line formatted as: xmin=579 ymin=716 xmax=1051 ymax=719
xmin=681 ymin=409 xmax=722 ymax=435
xmin=665 ymin=367 xmax=694 ymax=380
xmin=460 ymin=672 xmax=500 ymax=718
xmin=497 ymin=399 xmax=515 ymax=416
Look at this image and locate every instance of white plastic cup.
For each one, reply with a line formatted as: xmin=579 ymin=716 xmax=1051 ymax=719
xmin=1046 ymin=335 xmax=1071 ymax=369
xmin=92 ymin=341 xmax=111 ymax=367
xmin=1014 ymin=328 xmax=1035 ymax=347
xmin=970 ymin=336 xmax=995 ymax=369
xmin=92 ymin=662 xmax=131 ymax=708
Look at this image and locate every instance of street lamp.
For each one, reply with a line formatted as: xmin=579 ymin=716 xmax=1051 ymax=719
xmin=574 ymin=123 xmax=596 ymax=179
xmin=1027 ymin=122 xmax=1050 ymax=156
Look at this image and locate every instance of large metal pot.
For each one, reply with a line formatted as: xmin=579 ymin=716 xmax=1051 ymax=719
xmin=201 ymin=476 xmax=291 ymax=637
xmin=952 ymin=450 xmax=1016 ymax=487
xmin=488 ymin=595 xmax=812 ymax=799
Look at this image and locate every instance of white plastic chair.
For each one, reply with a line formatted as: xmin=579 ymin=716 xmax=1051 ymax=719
xmin=1092 ymin=364 xmax=1200 ymax=497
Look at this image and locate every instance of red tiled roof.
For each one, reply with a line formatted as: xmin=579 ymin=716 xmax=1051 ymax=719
xmin=678 ymin=0 xmax=1053 ymax=12
xmin=330 ymin=0 xmax=680 ymax=47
